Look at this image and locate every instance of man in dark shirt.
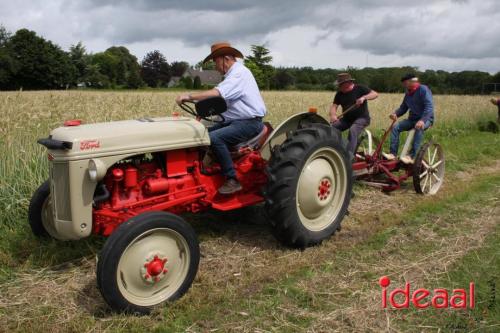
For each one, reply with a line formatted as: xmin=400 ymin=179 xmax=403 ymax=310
xmin=330 ymin=73 xmax=378 ymax=154
xmin=490 ymin=97 xmax=500 ymax=123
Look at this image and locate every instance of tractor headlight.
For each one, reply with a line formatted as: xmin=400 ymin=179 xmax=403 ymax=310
xmin=88 ymin=159 xmax=106 ymax=182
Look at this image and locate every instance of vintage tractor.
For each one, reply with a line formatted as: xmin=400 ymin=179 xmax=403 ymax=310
xmin=353 ymin=119 xmax=445 ymax=194
xmin=29 ymin=97 xmax=353 ymax=313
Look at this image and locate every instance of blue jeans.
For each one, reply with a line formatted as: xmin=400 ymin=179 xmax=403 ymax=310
xmin=209 ymin=119 xmax=264 ymax=179
xmin=332 ymin=117 xmax=370 ymax=154
xmin=390 ymin=119 xmax=432 ymax=157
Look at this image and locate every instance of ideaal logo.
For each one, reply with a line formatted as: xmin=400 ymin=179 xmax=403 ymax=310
xmin=379 ymin=276 xmax=475 ymax=309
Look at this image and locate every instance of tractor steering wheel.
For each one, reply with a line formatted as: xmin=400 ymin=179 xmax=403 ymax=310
xmin=178 ymin=97 xmax=226 ymax=123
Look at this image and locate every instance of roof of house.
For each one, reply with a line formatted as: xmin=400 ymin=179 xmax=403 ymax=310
xmin=183 ymin=69 xmax=222 ymax=85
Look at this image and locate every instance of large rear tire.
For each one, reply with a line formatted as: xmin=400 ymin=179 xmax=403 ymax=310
xmin=96 ymin=211 xmax=200 ymax=314
xmin=265 ymin=124 xmax=353 ymax=248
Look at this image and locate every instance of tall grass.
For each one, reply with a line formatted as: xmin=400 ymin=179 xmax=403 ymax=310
xmin=0 ymin=90 xmax=495 ymax=233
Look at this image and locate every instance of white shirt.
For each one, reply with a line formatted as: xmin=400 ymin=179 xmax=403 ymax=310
xmin=215 ymin=62 xmax=267 ymax=120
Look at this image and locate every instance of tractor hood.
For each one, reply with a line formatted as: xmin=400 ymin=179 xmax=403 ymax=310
xmin=41 ymin=116 xmax=210 ymax=160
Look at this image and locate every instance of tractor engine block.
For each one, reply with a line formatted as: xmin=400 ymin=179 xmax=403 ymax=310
xmin=93 ymin=149 xmax=202 ymax=235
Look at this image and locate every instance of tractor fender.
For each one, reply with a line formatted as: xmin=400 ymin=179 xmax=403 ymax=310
xmin=260 ymin=112 xmax=329 ymax=160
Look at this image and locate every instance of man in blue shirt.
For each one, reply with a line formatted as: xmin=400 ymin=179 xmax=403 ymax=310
xmin=383 ymin=74 xmax=434 ymax=164
xmin=176 ymin=42 xmax=266 ymax=194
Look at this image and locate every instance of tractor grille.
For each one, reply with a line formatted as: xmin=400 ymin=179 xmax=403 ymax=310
xmin=50 ymin=162 xmax=72 ymax=221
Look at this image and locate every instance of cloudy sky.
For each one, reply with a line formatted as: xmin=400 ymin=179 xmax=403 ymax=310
xmin=1 ymin=0 xmax=499 ymax=72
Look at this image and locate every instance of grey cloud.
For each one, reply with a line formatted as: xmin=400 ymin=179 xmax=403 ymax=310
xmin=337 ymin=2 xmax=500 ymax=60
xmin=79 ymin=1 xmax=330 ymax=45
xmin=2 ymin=0 xmax=499 ymax=71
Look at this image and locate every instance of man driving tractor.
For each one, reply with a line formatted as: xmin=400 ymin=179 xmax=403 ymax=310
xmin=329 ymin=73 xmax=378 ymax=154
xmin=176 ymin=42 xmax=267 ymax=195
xmin=383 ymin=74 xmax=434 ymax=164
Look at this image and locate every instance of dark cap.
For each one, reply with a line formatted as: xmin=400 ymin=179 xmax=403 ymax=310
xmin=401 ymin=73 xmax=418 ymax=82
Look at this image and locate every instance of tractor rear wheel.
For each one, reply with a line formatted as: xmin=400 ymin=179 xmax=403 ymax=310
xmin=265 ymin=124 xmax=353 ymax=248
xmin=96 ymin=211 xmax=200 ymax=314
xmin=413 ymin=142 xmax=445 ymax=195
xmin=28 ymin=180 xmax=56 ymax=238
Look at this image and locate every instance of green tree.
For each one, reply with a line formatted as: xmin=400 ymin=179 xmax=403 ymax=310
xmin=193 ymin=75 xmax=201 ymax=89
xmin=271 ymin=69 xmax=294 ymax=89
xmin=182 ymin=76 xmax=193 ymax=89
xmin=69 ymin=42 xmax=88 ymax=85
xmin=85 ymin=63 xmax=111 ymax=88
xmin=170 ymin=61 xmax=189 ymax=77
xmin=140 ymin=50 xmax=170 ymax=87
xmin=0 ymin=25 xmax=11 ymax=47
xmin=244 ymin=61 xmax=266 ymax=89
xmin=194 ymin=60 xmax=215 ymax=71
xmin=0 ymin=25 xmax=15 ymax=89
xmin=245 ymin=44 xmax=274 ymax=89
xmin=105 ymin=46 xmax=144 ymax=88
xmin=6 ymin=29 xmax=75 ymax=89
xmin=90 ymin=46 xmax=143 ymax=88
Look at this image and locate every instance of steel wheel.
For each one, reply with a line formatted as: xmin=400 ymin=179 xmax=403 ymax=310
xmin=413 ymin=142 xmax=445 ymax=195
xmin=117 ymin=228 xmax=191 ymax=307
xmin=97 ymin=212 xmax=199 ymax=314
xmin=355 ymin=129 xmax=378 ymax=160
xmin=296 ymin=147 xmax=348 ymax=231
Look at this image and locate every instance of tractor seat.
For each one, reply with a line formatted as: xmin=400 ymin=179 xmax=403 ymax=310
xmin=231 ymin=122 xmax=273 ymax=151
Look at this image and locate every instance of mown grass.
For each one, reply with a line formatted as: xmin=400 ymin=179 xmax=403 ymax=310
xmin=146 ymin=173 xmax=500 ymax=332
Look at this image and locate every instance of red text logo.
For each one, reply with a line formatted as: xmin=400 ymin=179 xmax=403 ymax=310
xmin=379 ymin=276 xmax=474 ymax=309
xmin=80 ymin=140 xmax=100 ymax=150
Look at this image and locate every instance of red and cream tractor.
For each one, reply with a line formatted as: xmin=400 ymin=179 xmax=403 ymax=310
xmin=29 ymin=97 xmax=353 ymax=313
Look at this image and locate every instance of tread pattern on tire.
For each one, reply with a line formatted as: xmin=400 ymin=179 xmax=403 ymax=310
xmin=28 ymin=180 xmax=50 ymax=237
xmin=96 ymin=211 xmax=200 ymax=314
xmin=265 ymin=124 xmax=353 ymax=249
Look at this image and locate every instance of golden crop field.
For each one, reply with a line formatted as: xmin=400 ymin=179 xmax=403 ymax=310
xmin=0 ymin=90 xmax=494 ymax=190
xmin=0 ymin=90 xmax=493 ymax=130
xmin=0 ymin=90 xmax=494 ymax=221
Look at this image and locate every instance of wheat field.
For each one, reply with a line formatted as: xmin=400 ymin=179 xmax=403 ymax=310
xmin=0 ymin=90 xmax=494 ymax=229
xmin=0 ymin=90 xmax=493 ymax=229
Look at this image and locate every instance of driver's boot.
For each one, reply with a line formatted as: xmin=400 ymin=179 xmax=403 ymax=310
xmin=218 ymin=178 xmax=242 ymax=195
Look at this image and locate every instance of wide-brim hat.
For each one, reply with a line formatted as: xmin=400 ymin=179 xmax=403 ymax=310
xmin=335 ymin=73 xmax=355 ymax=85
xmin=203 ymin=42 xmax=244 ymax=63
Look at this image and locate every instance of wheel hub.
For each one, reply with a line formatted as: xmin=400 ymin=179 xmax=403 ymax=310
xmin=141 ymin=254 xmax=168 ymax=283
xmin=317 ymin=178 xmax=331 ymax=201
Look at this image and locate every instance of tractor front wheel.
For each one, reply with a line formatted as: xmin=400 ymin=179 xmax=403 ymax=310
xmin=96 ymin=211 xmax=200 ymax=314
xmin=265 ymin=124 xmax=353 ymax=248
xmin=28 ymin=180 xmax=57 ymax=238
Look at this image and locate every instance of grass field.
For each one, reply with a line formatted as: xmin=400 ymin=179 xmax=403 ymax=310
xmin=0 ymin=90 xmax=499 ymax=332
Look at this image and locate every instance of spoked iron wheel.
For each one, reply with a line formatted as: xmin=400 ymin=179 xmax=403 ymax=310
xmin=413 ymin=142 xmax=445 ymax=195
xmin=97 ymin=212 xmax=200 ymax=314
xmin=355 ymin=129 xmax=379 ymax=160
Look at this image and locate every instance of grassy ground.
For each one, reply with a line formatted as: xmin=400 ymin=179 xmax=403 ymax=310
xmin=0 ymin=91 xmax=499 ymax=332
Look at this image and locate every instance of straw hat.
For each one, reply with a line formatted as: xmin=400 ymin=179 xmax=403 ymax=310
xmin=203 ymin=42 xmax=244 ymax=63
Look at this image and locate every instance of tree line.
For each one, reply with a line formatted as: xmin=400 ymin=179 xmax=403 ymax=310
xmin=1 ymin=26 xmax=499 ymax=94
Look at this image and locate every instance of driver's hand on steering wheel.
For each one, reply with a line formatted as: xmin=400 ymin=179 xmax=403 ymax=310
xmin=175 ymin=94 xmax=191 ymax=106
